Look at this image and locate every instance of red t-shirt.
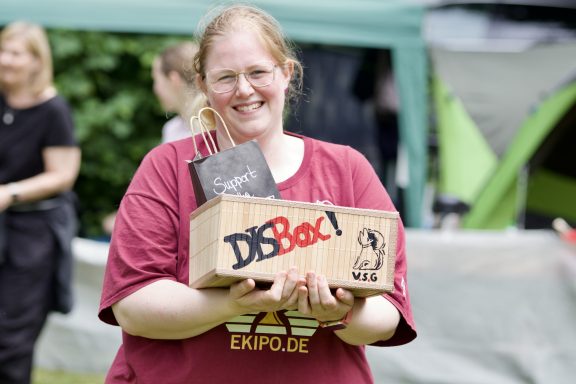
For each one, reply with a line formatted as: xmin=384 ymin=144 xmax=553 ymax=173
xmin=99 ymin=133 xmax=416 ymax=384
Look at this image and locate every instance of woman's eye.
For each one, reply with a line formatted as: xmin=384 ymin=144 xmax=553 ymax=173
xmin=217 ymin=73 xmax=235 ymax=82
xmin=250 ymin=69 xmax=267 ymax=78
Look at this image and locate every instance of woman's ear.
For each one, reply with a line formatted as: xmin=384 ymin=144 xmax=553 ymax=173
xmin=195 ymin=73 xmax=208 ymax=94
xmin=281 ymin=60 xmax=294 ymax=88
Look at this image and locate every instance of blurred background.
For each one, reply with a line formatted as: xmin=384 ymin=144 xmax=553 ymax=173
xmin=3 ymin=0 xmax=576 ymax=236
xmin=2 ymin=0 xmax=576 ymax=383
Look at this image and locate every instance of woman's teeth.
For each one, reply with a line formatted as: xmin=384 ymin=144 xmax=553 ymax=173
xmin=236 ymin=102 xmax=262 ymax=112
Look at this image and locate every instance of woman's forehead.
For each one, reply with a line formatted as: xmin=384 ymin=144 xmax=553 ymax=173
xmin=1 ymin=36 xmax=28 ymax=51
xmin=204 ymin=29 xmax=273 ymax=70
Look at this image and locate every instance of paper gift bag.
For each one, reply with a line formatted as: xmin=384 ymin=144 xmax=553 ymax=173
xmin=187 ymin=107 xmax=281 ymax=206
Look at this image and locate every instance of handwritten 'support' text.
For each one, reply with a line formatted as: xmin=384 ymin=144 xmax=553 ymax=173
xmin=212 ymin=165 xmax=257 ymax=194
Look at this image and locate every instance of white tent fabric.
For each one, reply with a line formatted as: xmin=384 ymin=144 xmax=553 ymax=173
xmin=367 ymin=229 xmax=576 ymax=383
xmin=430 ymin=43 xmax=576 ymax=157
xmin=37 ymin=231 xmax=576 ymax=383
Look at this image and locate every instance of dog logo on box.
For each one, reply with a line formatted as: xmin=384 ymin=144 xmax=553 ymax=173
xmin=351 ymin=228 xmax=385 ymax=283
xmin=353 ymin=228 xmax=385 ymax=271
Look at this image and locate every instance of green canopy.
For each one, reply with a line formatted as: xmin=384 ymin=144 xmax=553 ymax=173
xmin=1 ymin=0 xmax=429 ymax=227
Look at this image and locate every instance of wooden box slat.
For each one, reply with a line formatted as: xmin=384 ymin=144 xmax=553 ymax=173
xmin=189 ymin=195 xmax=398 ymax=297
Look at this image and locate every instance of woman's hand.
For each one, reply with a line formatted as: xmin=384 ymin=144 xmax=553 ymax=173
xmin=296 ymin=271 xmax=400 ymax=345
xmin=229 ymin=267 xmax=304 ymax=314
xmin=297 ymin=271 xmax=354 ymax=323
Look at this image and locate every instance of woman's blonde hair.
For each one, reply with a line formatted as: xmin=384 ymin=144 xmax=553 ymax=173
xmin=0 ymin=21 xmax=54 ymax=95
xmin=193 ymin=4 xmax=303 ymax=104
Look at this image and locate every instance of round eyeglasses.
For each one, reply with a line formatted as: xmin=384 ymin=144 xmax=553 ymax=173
xmin=205 ymin=63 xmax=278 ymax=94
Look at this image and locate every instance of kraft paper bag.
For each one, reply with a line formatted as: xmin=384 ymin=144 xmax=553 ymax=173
xmin=187 ymin=107 xmax=281 ymax=206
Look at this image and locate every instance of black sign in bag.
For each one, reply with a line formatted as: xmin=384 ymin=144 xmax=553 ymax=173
xmin=187 ymin=107 xmax=281 ymax=206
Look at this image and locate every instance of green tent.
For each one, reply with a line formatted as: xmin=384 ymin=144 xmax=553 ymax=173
xmin=0 ymin=0 xmax=429 ymax=227
xmin=432 ymin=43 xmax=576 ymax=229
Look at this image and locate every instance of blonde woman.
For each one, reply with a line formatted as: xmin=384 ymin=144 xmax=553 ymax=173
xmin=0 ymin=21 xmax=80 ymax=384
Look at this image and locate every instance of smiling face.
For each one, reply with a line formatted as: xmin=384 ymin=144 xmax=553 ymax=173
xmin=0 ymin=36 xmax=40 ymax=91
xmin=0 ymin=22 xmax=53 ymax=96
xmin=201 ymin=28 xmax=293 ymax=144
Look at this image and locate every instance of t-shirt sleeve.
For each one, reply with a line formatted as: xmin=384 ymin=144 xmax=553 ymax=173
xmin=44 ymin=97 xmax=78 ymax=147
xmin=347 ymin=147 xmax=417 ymax=346
xmin=98 ymin=146 xmax=181 ymax=325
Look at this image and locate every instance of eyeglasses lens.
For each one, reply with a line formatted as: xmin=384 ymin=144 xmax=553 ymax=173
xmin=207 ymin=64 xmax=276 ymax=93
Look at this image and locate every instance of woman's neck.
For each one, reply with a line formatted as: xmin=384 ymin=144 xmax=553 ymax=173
xmin=262 ymin=133 xmax=304 ymax=182
xmin=215 ymin=125 xmax=281 ymax=152
xmin=5 ymin=86 xmax=56 ymax=108
xmin=215 ymin=129 xmax=304 ymax=183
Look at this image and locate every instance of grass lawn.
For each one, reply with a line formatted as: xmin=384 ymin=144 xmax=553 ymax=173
xmin=33 ymin=368 xmax=106 ymax=384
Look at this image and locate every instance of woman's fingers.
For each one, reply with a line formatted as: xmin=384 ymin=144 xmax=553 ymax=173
xmin=279 ymin=267 xmax=302 ymax=309
xmin=335 ymin=287 xmax=355 ymax=307
xmin=298 ymin=285 xmax=311 ymax=314
xmin=317 ymin=275 xmax=336 ymax=307
xmin=306 ymin=272 xmax=320 ymax=307
xmin=281 ymin=267 xmax=299 ymax=299
xmin=301 ymin=272 xmax=354 ymax=321
xmin=229 ymin=270 xmax=353 ymax=318
xmin=230 ymin=268 xmax=303 ymax=313
xmin=230 ymin=279 xmax=256 ymax=300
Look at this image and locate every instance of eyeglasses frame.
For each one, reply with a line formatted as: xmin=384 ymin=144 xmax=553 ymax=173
xmin=204 ymin=62 xmax=280 ymax=94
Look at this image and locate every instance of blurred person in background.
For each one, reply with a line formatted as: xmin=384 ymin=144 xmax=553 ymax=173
xmin=101 ymin=41 xmax=205 ymax=236
xmin=99 ymin=4 xmax=415 ymax=383
xmin=152 ymin=40 xmax=205 ymax=143
xmin=0 ymin=21 xmax=81 ymax=384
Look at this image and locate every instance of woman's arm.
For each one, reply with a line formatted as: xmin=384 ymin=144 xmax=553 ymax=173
xmin=334 ymin=294 xmax=400 ymax=345
xmin=112 ymin=268 xmax=304 ymax=340
xmin=0 ymin=146 xmax=80 ymax=211
xmin=3 ymin=146 xmax=81 ymax=203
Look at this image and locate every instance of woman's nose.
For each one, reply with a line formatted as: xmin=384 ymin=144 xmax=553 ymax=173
xmin=235 ymin=73 xmax=254 ymax=95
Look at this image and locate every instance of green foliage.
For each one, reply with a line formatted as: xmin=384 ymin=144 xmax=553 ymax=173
xmin=48 ymin=29 xmax=190 ymax=237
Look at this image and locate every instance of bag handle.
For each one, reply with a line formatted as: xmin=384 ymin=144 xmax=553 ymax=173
xmin=190 ymin=113 xmax=217 ymax=156
xmin=189 ymin=107 xmax=236 ymax=157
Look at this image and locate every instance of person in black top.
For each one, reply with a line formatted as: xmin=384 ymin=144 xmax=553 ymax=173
xmin=0 ymin=21 xmax=81 ymax=384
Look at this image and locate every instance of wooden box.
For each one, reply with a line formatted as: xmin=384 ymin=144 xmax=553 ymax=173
xmin=189 ymin=195 xmax=399 ymax=297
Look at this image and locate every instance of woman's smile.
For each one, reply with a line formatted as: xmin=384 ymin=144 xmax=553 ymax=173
xmin=235 ymin=101 xmax=264 ymax=113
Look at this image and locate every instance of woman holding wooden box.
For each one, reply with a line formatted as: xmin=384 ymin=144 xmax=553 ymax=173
xmin=99 ymin=4 xmax=416 ymax=383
